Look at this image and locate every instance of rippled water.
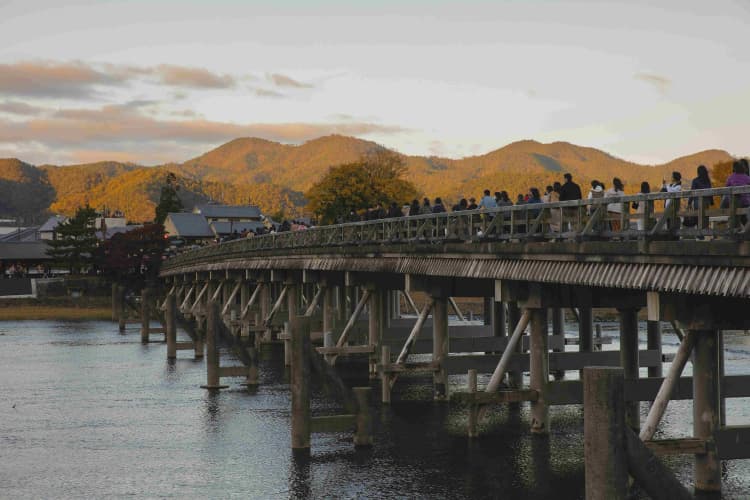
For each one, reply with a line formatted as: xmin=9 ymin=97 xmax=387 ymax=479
xmin=0 ymin=320 xmax=748 ymax=499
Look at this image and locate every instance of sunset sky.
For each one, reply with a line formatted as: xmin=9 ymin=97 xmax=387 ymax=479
xmin=0 ymin=0 xmax=748 ymax=166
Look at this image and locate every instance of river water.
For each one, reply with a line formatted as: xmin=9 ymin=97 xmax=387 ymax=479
xmin=0 ymin=320 xmax=748 ymax=499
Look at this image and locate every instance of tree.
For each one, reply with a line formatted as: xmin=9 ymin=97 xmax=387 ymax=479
xmin=96 ymin=223 xmax=168 ymax=289
xmin=46 ymin=205 xmax=99 ymax=274
xmin=305 ymin=151 xmax=419 ymax=224
xmin=154 ymin=172 xmax=183 ymax=224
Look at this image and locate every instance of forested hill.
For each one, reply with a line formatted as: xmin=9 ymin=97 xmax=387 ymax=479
xmin=0 ymin=135 xmax=735 ymax=223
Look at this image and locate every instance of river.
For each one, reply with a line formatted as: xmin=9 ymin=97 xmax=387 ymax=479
xmin=0 ymin=320 xmax=748 ymax=498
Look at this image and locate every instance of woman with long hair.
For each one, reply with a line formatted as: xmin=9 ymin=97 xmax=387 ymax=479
xmin=605 ymin=177 xmax=625 ymax=232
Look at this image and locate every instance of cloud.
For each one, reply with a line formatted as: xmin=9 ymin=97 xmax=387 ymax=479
xmin=0 ymin=100 xmax=45 ymax=116
xmin=254 ymin=88 xmax=286 ymax=98
xmin=154 ymin=64 xmax=235 ymax=89
xmin=0 ymin=60 xmax=240 ymax=99
xmin=0 ymin=104 xmax=406 ymax=164
xmin=0 ymin=61 xmax=123 ymax=98
xmin=269 ymin=73 xmax=313 ymax=88
xmin=634 ymin=72 xmax=671 ymax=94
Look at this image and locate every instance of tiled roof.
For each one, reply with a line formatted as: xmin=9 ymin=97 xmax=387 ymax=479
xmin=165 ymin=213 xmax=213 ymax=238
xmin=193 ymin=204 xmax=261 ymax=219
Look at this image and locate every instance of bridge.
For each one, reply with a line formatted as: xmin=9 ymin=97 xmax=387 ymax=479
xmin=144 ymin=186 xmax=750 ymax=498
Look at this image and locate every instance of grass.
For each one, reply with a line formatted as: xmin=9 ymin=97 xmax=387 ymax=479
xmin=0 ymin=306 xmax=112 ymax=321
xmin=0 ymin=296 xmax=114 ymax=321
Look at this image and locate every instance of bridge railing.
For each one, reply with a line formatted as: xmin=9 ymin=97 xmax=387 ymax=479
xmin=166 ymin=186 xmax=750 ymax=267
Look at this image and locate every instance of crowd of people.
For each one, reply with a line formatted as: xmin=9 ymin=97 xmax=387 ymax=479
xmin=341 ymin=160 xmax=750 ymax=232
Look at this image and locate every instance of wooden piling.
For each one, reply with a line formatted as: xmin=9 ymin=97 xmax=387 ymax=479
xmin=291 ymin=315 xmax=311 ymax=450
xmin=201 ymin=300 xmax=228 ymax=390
xmin=166 ymin=292 xmax=177 ymax=359
xmin=353 ymin=387 xmax=373 ymax=447
xmin=140 ymin=287 xmax=151 ymax=343
xmin=551 ymin=307 xmax=565 ymax=380
xmin=583 ymin=367 xmax=627 ymax=500
xmin=647 ymin=320 xmax=662 ymax=378
xmin=507 ymin=302 xmax=523 ymax=389
xmin=368 ymin=287 xmax=383 ymax=378
xmin=323 ymin=286 xmax=334 ymax=335
xmin=530 ymin=308 xmax=549 ymax=434
xmin=468 ymin=369 xmax=479 ymax=438
xmin=380 ymin=345 xmax=391 ymax=404
xmin=111 ymin=282 xmax=119 ymax=321
xmin=693 ymin=329 xmax=721 ymax=493
xmin=578 ymin=307 xmax=593 ymax=379
xmin=117 ymin=285 xmax=126 ymax=333
xmin=493 ymin=301 xmax=506 ymax=337
xmin=619 ymin=307 xmax=640 ymax=432
xmin=283 ymin=321 xmax=291 ymax=367
xmin=432 ymin=296 xmax=449 ymax=400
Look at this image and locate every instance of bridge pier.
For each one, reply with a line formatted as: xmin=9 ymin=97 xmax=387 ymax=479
xmin=506 ymin=302 xmax=523 ymax=389
xmin=140 ymin=287 xmax=151 ymax=343
xmin=368 ymin=285 xmax=383 ymax=379
xmin=166 ymin=291 xmax=177 ymax=359
xmin=201 ymin=300 xmax=228 ymax=390
xmin=551 ymin=307 xmax=565 ymax=380
xmin=619 ymin=307 xmax=640 ymax=432
xmin=529 ymin=307 xmax=549 ymax=434
xmin=578 ymin=306 xmax=593 ymax=379
xmin=432 ymin=293 xmax=449 ymax=400
xmin=693 ymin=328 xmax=721 ymax=493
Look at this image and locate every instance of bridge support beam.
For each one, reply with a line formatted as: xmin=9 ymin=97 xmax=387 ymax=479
xmin=323 ymin=285 xmax=335 ymax=336
xmin=507 ymin=302 xmax=523 ymax=389
xmin=368 ymin=286 xmax=383 ymax=379
xmin=551 ymin=307 xmax=565 ymax=380
xmin=693 ymin=329 xmax=721 ymax=494
xmin=432 ymin=294 xmax=449 ymax=400
xmin=201 ymin=300 xmax=228 ymax=390
xmin=529 ymin=307 xmax=549 ymax=434
xmin=140 ymin=287 xmax=151 ymax=343
xmin=291 ymin=315 xmax=311 ymax=450
xmin=647 ymin=320 xmax=662 ymax=379
xmin=619 ymin=307 xmax=640 ymax=432
xmin=166 ymin=292 xmax=177 ymax=359
xmin=578 ymin=307 xmax=593 ymax=379
xmin=583 ymin=367 xmax=627 ymax=500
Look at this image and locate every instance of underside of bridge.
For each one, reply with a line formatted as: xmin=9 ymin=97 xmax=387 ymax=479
xmin=149 ymin=236 xmax=750 ymax=497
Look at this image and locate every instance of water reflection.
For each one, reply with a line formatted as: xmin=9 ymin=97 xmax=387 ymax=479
xmin=289 ymin=449 xmax=311 ymax=499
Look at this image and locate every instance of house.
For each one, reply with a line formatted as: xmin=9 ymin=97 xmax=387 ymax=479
xmin=163 ymin=213 xmax=214 ymax=242
xmin=192 ymin=204 xmax=262 ymax=222
xmin=38 ymin=215 xmax=68 ymax=240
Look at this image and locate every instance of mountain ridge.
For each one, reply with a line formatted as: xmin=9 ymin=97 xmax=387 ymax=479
xmin=0 ymin=135 xmax=735 ymax=223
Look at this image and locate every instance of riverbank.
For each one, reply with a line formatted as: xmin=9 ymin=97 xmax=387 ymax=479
xmin=0 ymin=296 xmax=111 ymax=320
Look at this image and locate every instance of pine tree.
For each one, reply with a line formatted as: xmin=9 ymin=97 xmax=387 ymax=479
xmin=154 ymin=172 xmax=183 ymax=225
xmin=46 ymin=205 xmax=99 ymax=274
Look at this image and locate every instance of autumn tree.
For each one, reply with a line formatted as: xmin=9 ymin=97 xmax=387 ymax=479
xmin=305 ymin=151 xmax=419 ymax=224
xmin=154 ymin=172 xmax=183 ymax=224
xmin=96 ymin=224 xmax=168 ymax=289
xmin=46 ymin=205 xmax=99 ymax=274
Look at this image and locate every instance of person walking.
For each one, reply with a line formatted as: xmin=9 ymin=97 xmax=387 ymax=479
xmin=559 ymin=173 xmax=582 ymax=231
xmin=661 ymin=171 xmax=683 ymax=230
xmin=687 ymin=165 xmax=713 ymax=230
xmin=605 ymin=177 xmax=625 ymax=232
xmin=632 ymin=182 xmax=651 ymax=231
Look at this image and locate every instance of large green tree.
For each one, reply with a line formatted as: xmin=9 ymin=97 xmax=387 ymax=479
xmin=154 ymin=172 xmax=183 ymax=224
xmin=46 ymin=205 xmax=99 ymax=274
xmin=306 ymin=151 xmax=418 ymax=224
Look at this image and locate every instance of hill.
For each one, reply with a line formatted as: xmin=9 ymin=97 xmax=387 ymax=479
xmin=0 ymin=136 xmax=736 ymax=223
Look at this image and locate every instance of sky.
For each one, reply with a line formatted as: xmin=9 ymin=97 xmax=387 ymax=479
xmin=0 ymin=0 xmax=748 ymax=166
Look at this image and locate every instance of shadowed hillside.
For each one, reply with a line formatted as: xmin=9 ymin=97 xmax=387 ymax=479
xmin=0 ymin=135 xmax=736 ymax=223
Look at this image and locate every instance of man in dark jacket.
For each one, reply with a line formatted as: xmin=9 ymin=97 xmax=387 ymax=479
xmin=559 ymin=173 xmax=582 ymax=201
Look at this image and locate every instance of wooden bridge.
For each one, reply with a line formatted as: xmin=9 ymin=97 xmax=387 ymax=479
xmin=139 ymin=186 xmax=750 ymax=499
